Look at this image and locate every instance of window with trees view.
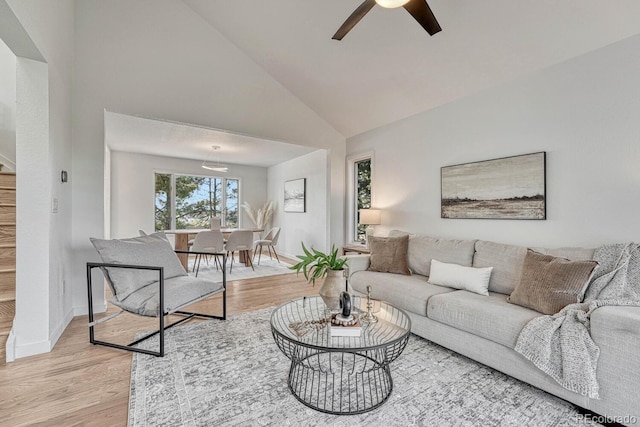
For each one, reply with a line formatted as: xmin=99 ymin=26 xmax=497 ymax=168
xmin=155 ymin=173 xmax=239 ymax=231
xmin=354 ymin=158 xmax=372 ymax=243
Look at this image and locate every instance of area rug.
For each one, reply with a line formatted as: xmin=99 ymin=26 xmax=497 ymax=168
xmin=129 ymin=309 xmax=599 ymax=427
xmin=187 ymin=255 xmax=295 ymax=282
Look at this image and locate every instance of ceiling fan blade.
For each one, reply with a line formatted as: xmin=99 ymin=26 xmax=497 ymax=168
xmin=403 ymin=0 xmax=442 ymax=36
xmin=332 ymin=0 xmax=377 ymax=40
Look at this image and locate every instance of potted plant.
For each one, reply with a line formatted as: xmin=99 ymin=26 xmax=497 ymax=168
xmin=290 ymin=243 xmax=348 ymax=310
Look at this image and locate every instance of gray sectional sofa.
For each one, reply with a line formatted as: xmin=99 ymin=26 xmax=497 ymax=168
xmin=346 ymin=231 xmax=640 ymax=425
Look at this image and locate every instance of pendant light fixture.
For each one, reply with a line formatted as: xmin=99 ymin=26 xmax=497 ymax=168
xmin=201 ymin=145 xmax=228 ymax=173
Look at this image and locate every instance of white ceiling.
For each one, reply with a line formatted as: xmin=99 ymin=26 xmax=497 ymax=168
xmin=106 ymin=1 xmax=640 ymax=164
xmin=184 ymin=0 xmax=640 ymax=138
xmin=105 ymin=112 xmax=318 ymax=167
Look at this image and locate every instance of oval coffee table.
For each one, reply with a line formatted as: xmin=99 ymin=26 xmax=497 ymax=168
xmin=270 ymin=295 xmax=411 ymax=415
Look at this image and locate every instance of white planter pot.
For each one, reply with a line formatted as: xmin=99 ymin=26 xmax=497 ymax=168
xmin=319 ymin=269 xmax=346 ymax=310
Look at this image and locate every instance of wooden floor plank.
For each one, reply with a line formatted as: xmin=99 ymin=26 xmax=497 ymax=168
xmin=0 ymin=266 xmax=317 ymax=426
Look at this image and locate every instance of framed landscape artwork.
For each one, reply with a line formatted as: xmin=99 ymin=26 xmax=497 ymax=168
xmin=284 ymin=178 xmax=306 ymax=213
xmin=441 ymin=152 xmax=546 ymax=220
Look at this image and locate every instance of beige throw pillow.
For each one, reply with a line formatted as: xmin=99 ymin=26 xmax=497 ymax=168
xmin=508 ymin=249 xmax=598 ymax=315
xmin=367 ymin=235 xmax=411 ymax=276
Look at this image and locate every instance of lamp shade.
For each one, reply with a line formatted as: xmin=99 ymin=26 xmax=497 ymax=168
xmin=359 ymin=209 xmax=381 ymax=225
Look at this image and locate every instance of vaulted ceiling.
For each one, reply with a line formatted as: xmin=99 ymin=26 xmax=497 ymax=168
xmin=102 ymin=1 xmax=640 ymax=167
xmin=183 ymin=0 xmax=640 ymax=138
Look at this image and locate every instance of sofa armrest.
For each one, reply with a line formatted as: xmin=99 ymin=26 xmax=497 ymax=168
xmin=589 ymin=306 xmax=640 ymax=419
xmin=592 ymin=305 xmax=640 ymax=336
xmin=345 ymin=254 xmax=370 ymax=279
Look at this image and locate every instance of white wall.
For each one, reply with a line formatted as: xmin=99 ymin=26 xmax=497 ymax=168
xmin=268 ymin=150 xmax=328 ymax=257
xmin=3 ymin=0 xmax=74 ymax=358
xmin=110 ymin=151 xmax=268 ymax=238
xmin=347 ymin=34 xmax=640 ymax=249
xmin=73 ymin=0 xmax=345 ymax=315
xmin=0 ymin=38 xmax=16 ymax=170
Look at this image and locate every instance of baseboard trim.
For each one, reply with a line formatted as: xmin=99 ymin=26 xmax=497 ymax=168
xmin=49 ymin=309 xmax=74 ymax=349
xmin=14 ymin=338 xmax=51 ymax=359
xmin=5 ymin=327 xmax=15 ymax=362
xmin=12 ymin=309 xmax=78 ymax=360
xmin=73 ymin=301 xmax=107 ymax=317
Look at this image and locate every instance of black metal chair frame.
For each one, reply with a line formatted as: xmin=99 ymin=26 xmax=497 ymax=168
xmin=86 ymin=250 xmax=227 ymax=357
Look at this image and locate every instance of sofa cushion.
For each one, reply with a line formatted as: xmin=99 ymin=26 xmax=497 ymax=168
xmin=508 ymin=249 xmax=599 ymax=315
xmin=90 ymin=232 xmax=188 ymax=301
xmin=429 ymin=259 xmax=493 ymax=296
xmin=427 ymin=290 xmax=542 ymax=349
xmin=473 ymin=240 xmax=528 ymax=295
xmin=473 ymin=240 xmax=597 ymax=296
xmin=389 ymin=230 xmax=476 ymax=276
xmin=531 ymin=246 xmax=595 ymax=261
xmin=110 ymin=275 xmax=224 ymax=317
xmin=351 ymin=270 xmax=455 ymax=316
xmin=367 ymin=234 xmax=411 ymax=275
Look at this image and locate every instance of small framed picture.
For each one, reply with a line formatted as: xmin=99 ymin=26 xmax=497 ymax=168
xmin=284 ymin=178 xmax=306 ymax=213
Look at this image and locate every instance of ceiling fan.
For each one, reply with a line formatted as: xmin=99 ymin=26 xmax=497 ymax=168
xmin=332 ymin=0 xmax=442 ymax=40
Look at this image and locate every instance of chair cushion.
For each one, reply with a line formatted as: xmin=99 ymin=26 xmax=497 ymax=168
xmin=389 ymin=230 xmax=476 ymax=276
xmin=351 ymin=270 xmax=455 ymax=316
xmin=507 ymin=249 xmax=598 ymax=315
xmin=427 ymin=290 xmax=542 ymax=349
xmin=110 ymin=275 xmax=224 ymax=317
xmin=90 ymin=232 xmax=187 ymax=301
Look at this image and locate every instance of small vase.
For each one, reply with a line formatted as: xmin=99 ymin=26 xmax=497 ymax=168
xmin=319 ymin=269 xmax=345 ymax=311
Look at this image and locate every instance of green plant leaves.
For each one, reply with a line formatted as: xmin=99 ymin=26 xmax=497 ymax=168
xmin=289 ymin=242 xmax=347 ymax=285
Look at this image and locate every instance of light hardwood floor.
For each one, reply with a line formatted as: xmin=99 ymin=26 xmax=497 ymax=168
xmin=0 ymin=266 xmax=317 ymax=426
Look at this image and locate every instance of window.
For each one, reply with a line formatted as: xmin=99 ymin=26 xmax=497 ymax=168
xmin=154 ymin=173 xmax=240 ymax=231
xmin=347 ymin=153 xmax=373 ymax=244
xmin=155 ymin=173 xmax=171 ymax=231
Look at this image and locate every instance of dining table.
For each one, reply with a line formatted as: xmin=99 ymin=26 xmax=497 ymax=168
xmin=164 ymin=228 xmax=264 ymax=270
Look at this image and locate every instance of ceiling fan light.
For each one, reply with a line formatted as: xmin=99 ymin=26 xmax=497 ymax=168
xmin=375 ymin=0 xmax=410 ymax=8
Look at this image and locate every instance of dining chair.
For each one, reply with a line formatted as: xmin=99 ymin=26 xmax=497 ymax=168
xmin=191 ymin=230 xmax=225 ymax=277
xmin=253 ymin=227 xmax=281 ymax=265
xmin=225 ymin=229 xmax=254 ymax=273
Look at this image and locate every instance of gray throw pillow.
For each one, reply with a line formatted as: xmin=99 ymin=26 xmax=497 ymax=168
xmin=367 ymin=234 xmax=411 ymax=276
xmin=90 ymin=232 xmax=187 ymax=301
xmin=507 ymin=249 xmax=598 ymax=315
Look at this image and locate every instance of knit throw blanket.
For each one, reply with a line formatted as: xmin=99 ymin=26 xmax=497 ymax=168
xmin=514 ymin=243 xmax=640 ymax=399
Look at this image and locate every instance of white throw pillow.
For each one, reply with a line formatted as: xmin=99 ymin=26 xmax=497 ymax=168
xmin=428 ymin=259 xmax=493 ymax=296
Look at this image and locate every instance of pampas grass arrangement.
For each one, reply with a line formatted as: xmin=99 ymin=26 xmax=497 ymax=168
xmin=241 ymin=201 xmax=274 ymax=229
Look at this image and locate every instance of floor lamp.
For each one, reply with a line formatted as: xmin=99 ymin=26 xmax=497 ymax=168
xmin=359 ymin=209 xmax=381 ymax=248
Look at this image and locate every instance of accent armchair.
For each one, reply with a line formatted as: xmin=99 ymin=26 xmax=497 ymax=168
xmin=87 ymin=232 xmax=226 ymax=357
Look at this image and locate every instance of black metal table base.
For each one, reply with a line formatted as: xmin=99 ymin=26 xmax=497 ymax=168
xmin=271 ymin=296 xmax=411 ymax=415
xmin=288 ymin=349 xmax=397 ymax=415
